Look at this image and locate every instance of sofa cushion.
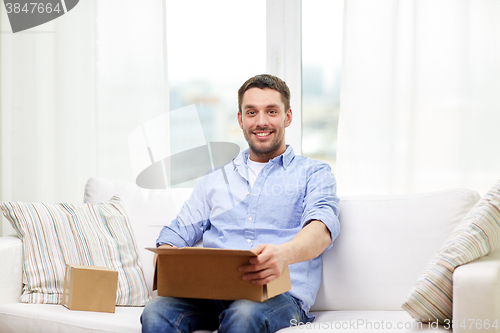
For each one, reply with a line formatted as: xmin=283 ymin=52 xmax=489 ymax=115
xmin=0 ymin=197 xmax=149 ymax=306
xmin=402 ymin=180 xmax=500 ymax=322
xmin=83 ymin=177 xmax=193 ymax=293
xmin=0 ymin=303 xmax=143 ymax=333
xmin=312 ymin=188 xmax=480 ymax=311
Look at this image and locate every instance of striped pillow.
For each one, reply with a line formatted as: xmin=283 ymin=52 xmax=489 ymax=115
xmin=1 ymin=196 xmax=150 ymax=305
xmin=402 ymin=180 xmax=500 ymax=322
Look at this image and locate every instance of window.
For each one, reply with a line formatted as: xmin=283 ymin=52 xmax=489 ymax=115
xmin=301 ymin=0 xmax=344 ymax=171
xmin=165 ymin=0 xmax=341 ymax=183
xmin=167 ymin=0 xmax=266 ymax=152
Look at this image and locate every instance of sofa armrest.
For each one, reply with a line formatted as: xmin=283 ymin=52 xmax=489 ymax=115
xmin=453 ymin=248 xmax=500 ymax=333
xmin=0 ymin=236 xmax=23 ymax=304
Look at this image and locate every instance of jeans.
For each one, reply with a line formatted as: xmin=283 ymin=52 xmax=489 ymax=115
xmin=141 ymin=292 xmax=309 ymax=333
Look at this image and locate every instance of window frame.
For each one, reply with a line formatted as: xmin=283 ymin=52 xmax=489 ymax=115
xmin=266 ymin=0 xmax=302 ymax=155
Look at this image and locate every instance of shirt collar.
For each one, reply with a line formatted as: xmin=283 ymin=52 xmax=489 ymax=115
xmin=232 ymin=145 xmax=295 ymax=171
xmin=280 ymin=145 xmax=295 ymax=169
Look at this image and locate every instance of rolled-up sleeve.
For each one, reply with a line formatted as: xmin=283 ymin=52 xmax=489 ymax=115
xmin=301 ymin=162 xmax=340 ymax=249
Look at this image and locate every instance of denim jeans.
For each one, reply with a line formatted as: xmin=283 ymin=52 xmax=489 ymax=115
xmin=140 ymin=292 xmax=309 ymax=333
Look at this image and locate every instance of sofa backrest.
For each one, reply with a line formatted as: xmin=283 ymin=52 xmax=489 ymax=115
xmin=311 ymin=188 xmax=480 ymax=312
xmin=84 ymin=177 xmax=193 ymax=294
xmin=84 ymin=178 xmax=480 ymax=311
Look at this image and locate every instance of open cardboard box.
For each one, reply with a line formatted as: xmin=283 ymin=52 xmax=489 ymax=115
xmin=147 ymin=247 xmax=291 ymax=302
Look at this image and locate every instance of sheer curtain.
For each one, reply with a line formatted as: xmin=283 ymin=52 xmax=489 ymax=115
xmin=336 ymin=0 xmax=500 ymax=196
xmin=0 ymin=0 xmax=167 ymax=235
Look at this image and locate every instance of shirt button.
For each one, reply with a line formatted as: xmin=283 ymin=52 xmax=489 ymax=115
xmin=248 ymin=217 xmax=252 ymax=221
xmin=246 ymin=192 xmax=250 ymax=195
xmin=247 ymin=239 xmax=251 ymax=243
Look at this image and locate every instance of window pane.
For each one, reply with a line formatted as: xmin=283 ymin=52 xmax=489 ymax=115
xmin=167 ymin=0 xmax=266 ymax=154
xmin=302 ymin=0 xmax=344 ymax=172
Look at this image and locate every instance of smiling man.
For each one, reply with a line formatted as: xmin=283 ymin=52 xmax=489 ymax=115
xmin=238 ymin=85 xmax=292 ymax=163
xmin=141 ymin=74 xmax=340 ymax=333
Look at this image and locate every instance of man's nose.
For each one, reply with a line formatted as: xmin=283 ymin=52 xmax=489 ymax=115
xmin=256 ymin=112 xmax=268 ymax=127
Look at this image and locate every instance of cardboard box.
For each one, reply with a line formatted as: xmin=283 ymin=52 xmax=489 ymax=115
xmin=147 ymin=247 xmax=291 ymax=302
xmin=62 ymin=265 xmax=118 ymax=313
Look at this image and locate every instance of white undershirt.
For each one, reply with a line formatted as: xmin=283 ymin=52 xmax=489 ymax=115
xmin=247 ymin=158 xmax=267 ymax=187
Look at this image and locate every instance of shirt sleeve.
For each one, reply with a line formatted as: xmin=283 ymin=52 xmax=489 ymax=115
xmin=156 ymin=177 xmax=211 ymax=247
xmin=301 ymin=162 xmax=340 ymax=250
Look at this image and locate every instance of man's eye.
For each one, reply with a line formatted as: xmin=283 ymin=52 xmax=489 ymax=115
xmin=269 ymin=110 xmax=277 ymax=114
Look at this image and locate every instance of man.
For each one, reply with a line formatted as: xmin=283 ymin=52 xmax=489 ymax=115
xmin=141 ymin=74 xmax=340 ymax=333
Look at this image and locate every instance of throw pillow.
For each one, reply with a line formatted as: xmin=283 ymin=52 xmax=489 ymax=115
xmin=402 ymin=180 xmax=500 ymax=322
xmin=0 ymin=196 xmax=150 ymax=305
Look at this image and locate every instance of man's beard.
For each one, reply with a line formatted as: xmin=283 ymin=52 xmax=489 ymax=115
xmin=243 ymin=126 xmax=285 ymax=157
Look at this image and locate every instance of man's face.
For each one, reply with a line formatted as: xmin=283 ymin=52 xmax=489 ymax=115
xmin=238 ymin=88 xmax=292 ymax=162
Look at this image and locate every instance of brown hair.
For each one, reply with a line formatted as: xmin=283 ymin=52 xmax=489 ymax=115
xmin=238 ymin=74 xmax=291 ymax=113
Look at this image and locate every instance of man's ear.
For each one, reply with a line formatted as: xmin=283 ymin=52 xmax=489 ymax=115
xmin=285 ymin=109 xmax=293 ymax=128
xmin=238 ymin=111 xmax=243 ymax=129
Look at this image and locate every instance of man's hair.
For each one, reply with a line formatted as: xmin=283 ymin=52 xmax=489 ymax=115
xmin=238 ymin=74 xmax=291 ymax=113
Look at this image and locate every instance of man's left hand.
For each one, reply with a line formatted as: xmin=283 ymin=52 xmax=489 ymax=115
xmin=239 ymin=244 xmax=289 ymax=285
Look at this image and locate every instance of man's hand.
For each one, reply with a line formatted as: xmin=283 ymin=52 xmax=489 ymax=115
xmin=239 ymin=244 xmax=289 ymax=285
xmin=239 ymin=220 xmax=331 ymax=285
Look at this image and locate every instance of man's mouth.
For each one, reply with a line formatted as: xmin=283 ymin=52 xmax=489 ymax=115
xmin=254 ymin=132 xmax=272 ymax=138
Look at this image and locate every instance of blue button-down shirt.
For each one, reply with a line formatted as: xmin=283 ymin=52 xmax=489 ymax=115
xmin=157 ymin=146 xmax=340 ymax=315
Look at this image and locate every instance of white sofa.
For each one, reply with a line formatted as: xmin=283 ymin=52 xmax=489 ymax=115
xmin=1 ymin=177 xmax=500 ymax=333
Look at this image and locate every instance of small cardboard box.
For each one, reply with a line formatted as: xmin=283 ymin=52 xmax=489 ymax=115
xmin=62 ymin=265 xmax=118 ymax=313
xmin=147 ymin=247 xmax=291 ymax=302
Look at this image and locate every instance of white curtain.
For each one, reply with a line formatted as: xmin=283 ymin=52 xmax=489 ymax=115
xmin=0 ymin=0 xmax=167 ymax=235
xmin=337 ymin=0 xmax=500 ymax=196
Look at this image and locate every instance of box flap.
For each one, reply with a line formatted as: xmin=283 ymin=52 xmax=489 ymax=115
xmin=147 ymin=247 xmax=256 ymax=257
xmin=265 ymin=266 xmax=291 ymax=299
xmin=152 ymin=258 xmax=158 ymax=291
